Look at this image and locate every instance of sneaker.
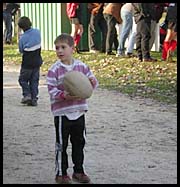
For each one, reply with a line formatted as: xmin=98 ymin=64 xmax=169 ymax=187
xmin=5 ymin=39 xmax=11 ymax=45
xmin=143 ymin=57 xmax=157 ymax=62
xmin=89 ymin=49 xmax=99 ymax=53
xmin=126 ymin=53 xmax=136 ymax=58
xmin=21 ymin=96 xmax=32 ymax=104
xmin=55 ymin=175 xmax=72 ymax=184
xmin=27 ymin=99 xmax=38 ymax=106
xmin=106 ymin=51 xmax=116 ymax=55
xmin=72 ymin=173 xmax=90 ymax=183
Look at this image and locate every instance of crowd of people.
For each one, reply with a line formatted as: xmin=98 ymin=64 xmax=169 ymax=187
xmin=3 ymin=3 xmax=177 ymax=62
xmin=66 ymin=3 xmax=177 ymax=62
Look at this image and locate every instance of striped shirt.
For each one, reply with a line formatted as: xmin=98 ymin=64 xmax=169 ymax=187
xmin=47 ymin=59 xmax=98 ymax=116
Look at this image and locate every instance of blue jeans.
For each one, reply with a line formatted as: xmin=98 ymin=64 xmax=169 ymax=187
xmin=3 ymin=11 xmax=12 ymax=42
xmin=126 ymin=21 xmax=136 ymax=54
xmin=117 ymin=11 xmax=133 ymax=55
xmin=18 ymin=67 xmax=40 ymax=100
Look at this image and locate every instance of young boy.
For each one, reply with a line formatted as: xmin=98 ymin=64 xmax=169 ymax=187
xmin=46 ymin=33 xmax=98 ymax=184
xmin=18 ymin=16 xmax=43 ymax=106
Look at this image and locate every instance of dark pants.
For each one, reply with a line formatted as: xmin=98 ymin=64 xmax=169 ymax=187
xmin=54 ymin=115 xmax=86 ymax=176
xmin=89 ymin=13 xmax=107 ymax=52
xmin=136 ymin=18 xmax=151 ymax=59
xmin=18 ymin=67 xmax=40 ymax=100
xmin=3 ymin=11 xmax=12 ymax=43
xmin=104 ymin=14 xmax=118 ymax=53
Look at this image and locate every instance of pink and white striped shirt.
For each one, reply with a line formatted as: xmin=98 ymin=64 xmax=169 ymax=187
xmin=47 ymin=58 xmax=98 ymax=116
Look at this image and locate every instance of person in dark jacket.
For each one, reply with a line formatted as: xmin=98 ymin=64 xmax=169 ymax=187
xmin=18 ymin=16 xmax=43 ymax=106
xmin=132 ymin=3 xmax=157 ymax=62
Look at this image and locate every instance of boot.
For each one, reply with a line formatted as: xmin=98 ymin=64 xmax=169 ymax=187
xmin=74 ymin=34 xmax=81 ymax=47
xmin=74 ymin=34 xmax=81 ymax=53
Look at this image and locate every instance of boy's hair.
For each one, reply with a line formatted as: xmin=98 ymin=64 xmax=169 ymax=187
xmin=18 ymin=16 xmax=32 ymax=31
xmin=54 ymin=33 xmax=74 ymax=47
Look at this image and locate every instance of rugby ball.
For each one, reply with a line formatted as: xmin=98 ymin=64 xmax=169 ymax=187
xmin=63 ymin=71 xmax=93 ymax=99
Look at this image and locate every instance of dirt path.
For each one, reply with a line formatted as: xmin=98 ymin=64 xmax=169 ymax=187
xmin=3 ymin=65 xmax=177 ymax=184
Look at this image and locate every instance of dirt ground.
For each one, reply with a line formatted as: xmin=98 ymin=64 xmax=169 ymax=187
xmin=3 ymin=65 xmax=177 ymax=184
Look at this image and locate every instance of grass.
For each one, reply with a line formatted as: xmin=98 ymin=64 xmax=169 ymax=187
xmin=3 ymin=41 xmax=177 ymax=105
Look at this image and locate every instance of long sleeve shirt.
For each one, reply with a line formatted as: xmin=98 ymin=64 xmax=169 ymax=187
xmin=18 ymin=28 xmax=42 ymax=68
xmin=47 ymin=58 xmax=98 ymax=117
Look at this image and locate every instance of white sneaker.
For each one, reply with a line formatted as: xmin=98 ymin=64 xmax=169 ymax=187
xmin=89 ymin=49 xmax=99 ymax=53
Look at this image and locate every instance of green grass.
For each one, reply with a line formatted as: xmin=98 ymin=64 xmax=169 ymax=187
xmin=3 ymin=42 xmax=177 ymax=105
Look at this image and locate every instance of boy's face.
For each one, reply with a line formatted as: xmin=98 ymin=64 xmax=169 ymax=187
xmin=55 ymin=41 xmax=74 ymax=64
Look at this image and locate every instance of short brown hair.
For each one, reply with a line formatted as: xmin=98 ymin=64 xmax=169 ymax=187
xmin=54 ymin=33 xmax=74 ymax=47
xmin=18 ymin=16 xmax=32 ymax=31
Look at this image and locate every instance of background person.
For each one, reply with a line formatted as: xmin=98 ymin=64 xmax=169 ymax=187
xmin=103 ymin=3 xmax=123 ymax=55
xmin=3 ymin=3 xmax=20 ymax=44
xmin=116 ymin=3 xmax=134 ymax=57
xmin=18 ymin=16 xmax=43 ymax=106
xmin=149 ymin=3 xmax=167 ymax=51
xmin=66 ymin=3 xmax=84 ymax=53
xmin=132 ymin=3 xmax=157 ymax=62
xmin=161 ymin=3 xmax=177 ymax=61
xmin=88 ymin=3 xmax=107 ymax=53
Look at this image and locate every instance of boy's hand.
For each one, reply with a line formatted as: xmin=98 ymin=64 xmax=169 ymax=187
xmin=64 ymin=91 xmax=81 ymax=100
xmin=89 ymin=77 xmax=96 ymax=88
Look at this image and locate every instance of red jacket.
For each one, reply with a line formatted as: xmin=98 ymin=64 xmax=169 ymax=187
xmin=66 ymin=3 xmax=79 ymax=18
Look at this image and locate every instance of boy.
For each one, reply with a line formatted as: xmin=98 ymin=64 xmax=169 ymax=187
xmin=18 ymin=16 xmax=43 ymax=106
xmin=46 ymin=33 xmax=98 ymax=184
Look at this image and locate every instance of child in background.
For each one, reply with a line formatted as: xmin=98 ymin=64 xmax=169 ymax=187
xmin=161 ymin=3 xmax=177 ymax=61
xmin=18 ymin=16 xmax=43 ymax=106
xmin=66 ymin=3 xmax=84 ymax=53
xmin=46 ymin=33 xmax=98 ymax=184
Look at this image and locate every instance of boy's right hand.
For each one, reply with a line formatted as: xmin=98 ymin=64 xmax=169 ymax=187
xmin=63 ymin=91 xmax=81 ymax=100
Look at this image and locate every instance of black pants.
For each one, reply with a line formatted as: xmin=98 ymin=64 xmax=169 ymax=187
xmin=104 ymin=14 xmax=118 ymax=53
xmin=136 ymin=18 xmax=151 ymax=59
xmin=18 ymin=67 xmax=40 ymax=100
xmin=3 ymin=10 xmax=12 ymax=43
xmin=89 ymin=12 xmax=107 ymax=51
xmin=54 ymin=115 xmax=86 ymax=176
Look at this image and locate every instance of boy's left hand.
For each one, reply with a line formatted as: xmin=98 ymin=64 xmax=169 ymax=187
xmin=89 ymin=77 xmax=96 ymax=88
